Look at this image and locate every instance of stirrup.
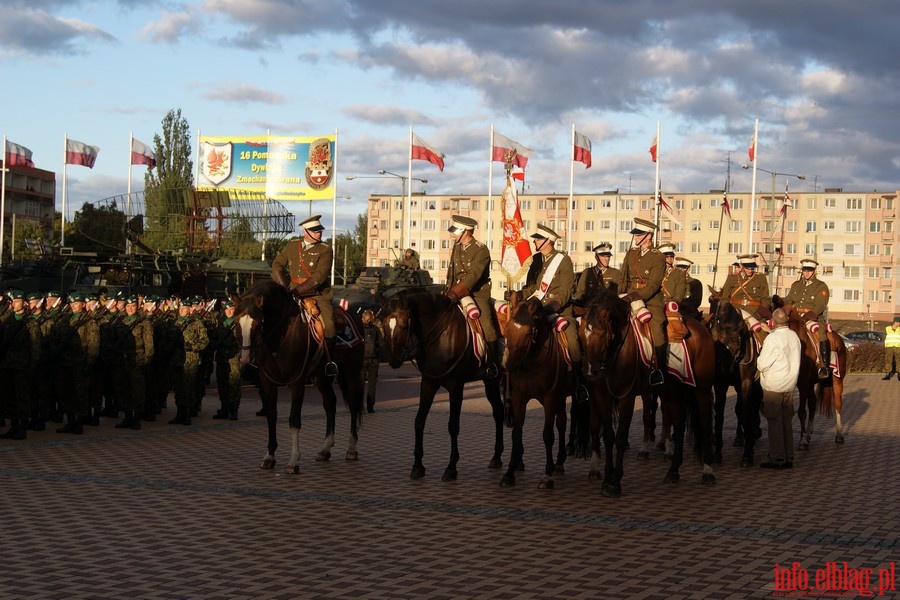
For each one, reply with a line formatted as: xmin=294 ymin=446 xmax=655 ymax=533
xmin=649 ymin=368 xmax=665 ymax=387
xmin=325 ymin=361 xmax=339 ymax=377
xmin=575 ymin=384 xmax=590 ymax=404
xmin=817 ymin=366 xmax=829 ymax=379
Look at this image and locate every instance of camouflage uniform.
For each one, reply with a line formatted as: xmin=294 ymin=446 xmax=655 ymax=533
xmin=170 ymin=303 xmax=209 ymax=425
xmin=361 ymin=317 xmax=383 ymax=413
xmin=272 ymin=238 xmax=334 ymax=337
xmin=0 ymin=300 xmax=40 ymax=439
xmin=212 ymin=308 xmax=242 ymax=420
xmin=113 ymin=306 xmax=154 ymax=429
xmin=52 ymin=300 xmax=100 ymax=433
xmin=445 ymin=238 xmax=496 ymax=343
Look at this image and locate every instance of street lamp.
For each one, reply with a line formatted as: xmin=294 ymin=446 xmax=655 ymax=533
xmin=741 ymin=164 xmax=806 ymax=291
xmin=345 ymin=170 xmax=427 ymax=249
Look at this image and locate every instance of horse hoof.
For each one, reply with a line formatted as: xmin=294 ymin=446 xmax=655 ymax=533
xmin=488 ymin=457 xmax=503 ymax=469
xmin=663 ymin=472 xmax=680 ymax=484
xmin=500 ymin=474 xmax=515 ymax=487
xmin=441 ymin=468 xmax=458 ymax=482
xmin=601 ymin=483 xmax=621 ymax=497
xmin=733 ymin=436 xmax=744 ymax=448
xmin=701 ymin=473 xmax=717 ymax=485
xmin=345 ymin=451 xmax=359 ymax=461
xmin=260 ymin=458 xmax=276 ymax=470
xmin=835 ymin=433 xmax=845 ymax=444
xmin=740 ymin=456 xmax=754 ymax=467
xmin=316 ymin=451 xmax=331 ymax=462
xmin=538 ymin=476 xmax=554 ymax=490
xmin=285 ymin=464 xmax=300 ymax=475
xmin=410 ymin=466 xmax=426 ymax=480
xmin=637 ymin=451 xmax=650 ymax=461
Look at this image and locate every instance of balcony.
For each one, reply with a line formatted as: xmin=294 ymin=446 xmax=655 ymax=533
xmin=880 ymin=278 xmax=894 ymax=287
xmin=369 ymin=228 xmax=379 ymax=237
xmin=880 ymin=255 xmax=894 ymax=265
xmin=883 ymin=230 xmax=895 ymax=242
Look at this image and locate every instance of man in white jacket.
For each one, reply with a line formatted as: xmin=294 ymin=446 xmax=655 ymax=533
xmin=757 ymin=307 xmax=802 ymax=469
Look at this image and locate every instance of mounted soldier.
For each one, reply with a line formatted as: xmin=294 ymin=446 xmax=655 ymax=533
xmin=782 ymin=258 xmax=831 ymax=379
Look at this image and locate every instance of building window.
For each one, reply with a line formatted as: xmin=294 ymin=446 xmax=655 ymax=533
xmin=380 ymin=200 xmax=389 ymax=210
xmin=441 ymin=239 xmax=450 ymax=249
xmin=692 ymin=199 xmax=702 ymax=210
xmin=805 ymin=243 xmax=816 ymax=254
xmin=807 ymin=198 xmax=818 ymax=210
xmin=619 ymin=220 xmax=633 ymax=232
xmin=585 ymin=199 xmax=595 ymax=210
xmin=846 ymin=221 xmax=862 ymax=233
xmin=471 ymin=200 xmax=479 ymax=211
xmin=423 ymin=220 xmax=435 ymax=231
xmin=844 ymin=266 xmax=861 ymax=278
xmin=691 ymin=221 xmax=701 ymax=231
xmin=424 ymin=240 xmax=436 ymax=250
xmin=394 ymin=200 xmax=402 ymax=210
xmin=640 ymin=199 xmax=651 ymax=211
xmin=824 ymin=197 xmax=836 ymax=208
xmin=847 ymin=197 xmax=863 ymax=210
xmin=599 ymin=220 xmax=611 ymax=230
xmin=823 ymin=221 xmax=835 ymax=231
xmin=869 ymin=244 xmax=880 ymax=256
xmin=869 ymin=221 xmax=881 ymax=233
xmin=730 ymin=198 xmax=744 ymax=210
xmin=822 ymin=243 xmax=834 ymax=254
xmin=538 ymin=200 xmax=546 ymax=210
xmin=785 ymin=243 xmax=796 ymax=254
xmin=806 ymin=221 xmax=816 ymax=232
xmin=520 ymin=200 xmax=531 ymax=210
xmin=393 ymin=220 xmax=401 ymax=230
xmin=708 ymin=242 xmax=718 ymax=251
xmin=379 ymin=220 xmax=388 ymax=229
xmin=708 ymin=265 xmax=717 ymax=274
xmin=601 ymin=198 xmax=612 ymax=209
xmin=425 ymin=200 xmax=436 ymax=210
xmin=709 ymin=220 xmax=719 ymax=230
xmin=787 ymin=221 xmax=797 ymax=232
xmin=583 ymin=242 xmax=594 ymax=252
xmin=675 ymin=199 xmax=684 ymax=210
xmin=619 ymin=198 xmax=634 ymax=211
xmin=727 ymin=242 xmax=742 ymax=253
xmin=870 ymin=197 xmax=881 ymax=209
xmin=618 ymin=241 xmax=630 ymax=254
xmin=441 ymin=200 xmax=451 ymax=210
xmin=690 ymin=242 xmax=700 ymax=253
xmin=845 ymin=244 xmax=860 ymax=256
xmin=380 ymin=240 xmax=387 ymax=249
xmin=843 ymin=290 xmax=860 ymax=301
xmin=729 ymin=220 xmax=742 ymax=232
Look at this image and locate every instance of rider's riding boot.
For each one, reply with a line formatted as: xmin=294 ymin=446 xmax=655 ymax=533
xmin=882 ymin=371 xmax=894 ymax=380
xmin=818 ymin=340 xmax=831 ymax=379
xmin=484 ymin=340 xmax=501 ymax=380
xmin=572 ymin=362 xmax=590 ymax=404
xmin=324 ymin=337 xmax=339 ymax=376
xmin=649 ymin=344 xmax=667 ymax=387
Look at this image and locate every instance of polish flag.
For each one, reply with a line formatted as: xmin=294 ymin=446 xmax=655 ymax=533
xmin=722 ymin=192 xmax=732 ymax=221
xmin=511 ymin=165 xmax=525 ymax=181
xmin=573 ymin=130 xmax=592 ymax=168
xmin=748 ymin=133 xmax=756 ymax=162
xmin=491 ymin=131 xmax=532 ymax=168
xmin=411 ymin=133 xmax=445 ymax=171
xmin=779 ymin=184 xmax=793 ymax=217
xmin=131 ymin=138 xmax=157 ymax=168
xmin=66 ymin=138 xmax=100 ymax=168
xmin=649 ymin=134 xmax=659 ymax=163
xmin=5 ymin=140 xmax=34 ymax=168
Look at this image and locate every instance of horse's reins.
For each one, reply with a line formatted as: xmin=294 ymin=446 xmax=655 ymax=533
xmin=588 ymin=314 xmax=642 ymax=400
xmin=250 ymin=298 xmax=318 ymax=387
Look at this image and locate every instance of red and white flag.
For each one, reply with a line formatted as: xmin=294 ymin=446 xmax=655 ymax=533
xmin=779 ymin=183 xmax=793 ymax=217
xmin=657 ymin=186 xmax=671 ymax=214
xmin=410 ymin=133 xmax=445 ymax=172
xmin=649 ymin=133 xmax=659 ymax=163
xmin=131 ymin=137 xmax=157 ymax=168
xmin=511 ymin=165 xmax=525 ymax=181
xmin=722 ymin=191 xmax=732 ymax=221
xmin=499 ymin=173 xmax=531 ymax=281
xmin=5 ymin=140 xmax=34 ymax=168
xmin=748 ymin=133 xmax=756 ymax=163
xmin=573 ymin=130 xmax=592 ymax=168
xmin=66 ymin=138 xmax=100 ymax=168
xmin=491 ymin=131 xmax=532 ymax=169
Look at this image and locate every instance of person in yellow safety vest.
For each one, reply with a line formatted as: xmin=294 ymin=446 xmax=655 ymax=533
xmin=882 ymin=316 xmax=900 ymax=381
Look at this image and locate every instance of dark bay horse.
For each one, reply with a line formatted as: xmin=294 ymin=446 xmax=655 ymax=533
xmin=382 ymin=290 xmax=505 ymax=481
xmin=709 ymin=302 xmax=763 ymax=466
xmin=501 ymin=295 xmax=569 ymax=489
xmin=238 ymin=280 xmax=365 ymax=474
xmin=576 ymin=290 xmax=717 ymax=497
xmin=781 ymin=308 xmax=848 ymax=447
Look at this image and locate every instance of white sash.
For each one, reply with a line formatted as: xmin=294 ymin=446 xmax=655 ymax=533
xmin=529 ymin=253 xmax=565 ymax=301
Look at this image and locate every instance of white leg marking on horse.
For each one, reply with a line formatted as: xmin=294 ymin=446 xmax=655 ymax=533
xmin=703 ymin=463 xmax=715 ymax=476
xmin=323 ymin=432 xmax=335 ymax=451
xmin=835 ymin=413 xmax=843 ymax=433
xmin=289 ymin=427 xmax=301 ymax=466
xmin=665 ymin=439 xmax=674 ymax=455
xmin=387 ymin=317 xmax=397 ymax=335
xmin=348 ymin=435 xmax=358 ymax=453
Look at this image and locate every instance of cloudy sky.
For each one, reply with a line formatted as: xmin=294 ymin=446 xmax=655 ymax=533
xmin=2 ymin=0 xmax=898 ymax=233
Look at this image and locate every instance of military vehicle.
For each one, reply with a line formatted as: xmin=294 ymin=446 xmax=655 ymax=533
xmin=332 ymin=265 xmax=444 ymax=316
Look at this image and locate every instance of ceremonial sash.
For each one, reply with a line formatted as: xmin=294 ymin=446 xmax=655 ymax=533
xmin=529 ymin=253 xmax=565 ymax=301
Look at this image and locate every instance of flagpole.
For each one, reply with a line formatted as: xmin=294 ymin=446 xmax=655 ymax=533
xmin=128 ymin=131 xmax=133 ymax=197
xmin=776 ymin=183 xmax=790 ymax=292
xmin=487 ymin=125 xmax=494 ymax=260
xmin=748 ymin=118 xmax=759 ymax=255
xmin=653 ymin=121 xmax=660 ymax=243
xmin=406 ymin=126 xmax=413 ymax=254
xmin=62 ymin=134 xmax=68 ymax=247
xmin=1 ymin=136 xmax=7 ymax=266
xmin=331 ymin=128 xmax=339 ymax=287
xmin=567 ymin=124 xmax=575 ymax=255
xmin=712 ymin=174 xmax=729 ymax=290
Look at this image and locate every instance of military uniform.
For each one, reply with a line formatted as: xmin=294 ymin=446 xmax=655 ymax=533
xmin=718 ymin=254 xmax=771 ymax=319
xmin=574 ymin=245 xmax=622 ymax=306
xmin=0 ymin=291 xmax=40 ymax=440
xmin=401 ymin=249 xmax=420 ymax=271
xmin=445 ymin=234 xmax=496 ymax=344
xmin=213 ymin=302 xmax=242 ymax=421
xmin=361 ymin=313 xmax=382 ymax=413
xmin=621 ymin=246 xmax=666 ymax=341
xmin=675 ymin=257 xmax=703 ymax=316
xmin=272 ymin=228 xmax=334 ymax=338
xmin=114 ymin=298 xmax=155 ymax=429
xmin=52 ymin=293 xmax=100 ymax=434
xmin=784 ymin=270 xmax=829 ymax=342
xmin=169 ymin=299 xmax=209 ymax=425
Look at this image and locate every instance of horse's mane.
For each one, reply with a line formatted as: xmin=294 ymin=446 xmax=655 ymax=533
xmin=512 ymin=297 xmax=543 ymax=327
xmin=584 ymin=287 xmax=629 ymax=331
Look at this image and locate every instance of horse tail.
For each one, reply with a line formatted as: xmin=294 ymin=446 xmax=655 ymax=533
xmin=818 ymin=380 xmax=834 ymax=418
xmin=569 ymin=401 xmax=591 ymax=458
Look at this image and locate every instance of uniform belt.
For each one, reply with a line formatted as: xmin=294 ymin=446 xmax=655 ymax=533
xmin=738 ymin=299 xmax=761 ymax=307
xmin=631 ymin=282 xmax=648 ymax=289
xmin=291 ymin=276 xmax=308 ymax=284
xmin=545 ymin=293 xmax=559 ymax=300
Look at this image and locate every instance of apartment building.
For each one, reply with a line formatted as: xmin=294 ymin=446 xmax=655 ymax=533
xmin=365 ymin=188 xmax=898 ymax=321
xmin=0 ymin=160 xmax=56 ymax=246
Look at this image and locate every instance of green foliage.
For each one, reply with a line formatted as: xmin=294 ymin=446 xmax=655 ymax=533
xmin=66 ymin=201 xmax=127 ymax=253
xmin=11 ymin=220 xmax=48 ymax=258
xmin=220 ymin=216 xmax=262 ymax=259
xmin=142 ymin=108 xmax=193 ymax=252
xmin=846 ymin=342 xmax=886 ymax=373
xmin=331 ymin=213 xmax=367 ymax=284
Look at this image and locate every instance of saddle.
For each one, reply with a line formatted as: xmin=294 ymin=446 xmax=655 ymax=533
xmin=629 ymin=313 xmax=697 ymax=387
xmin=298 ymin=298 xmax=363 ymax=349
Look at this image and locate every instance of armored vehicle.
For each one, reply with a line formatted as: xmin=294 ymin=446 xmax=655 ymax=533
xmin=332 ymin=265 xmax=443 ymax=316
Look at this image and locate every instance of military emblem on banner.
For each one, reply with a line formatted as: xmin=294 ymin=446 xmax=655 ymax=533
xmin=200 ymin=141 xmax=232 ymax=186
xmin=305 ymin=138 xmax=334 ymax=190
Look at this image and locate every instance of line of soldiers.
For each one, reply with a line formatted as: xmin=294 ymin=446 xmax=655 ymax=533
xmin=0 ymin=290 xmax=243 ymax=440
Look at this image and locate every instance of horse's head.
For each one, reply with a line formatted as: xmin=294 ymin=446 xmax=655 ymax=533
xmin=579 ymin=292 xmax=628 ymax=379
xmin=382 ymin=294 xmax=414 ymax=369
xmin=711 ymin=302 xmax=747 ymax=361
xmin=505 ymin=297 xmax=544 ymax=372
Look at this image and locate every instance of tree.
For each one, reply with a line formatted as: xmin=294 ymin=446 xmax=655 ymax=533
xmin=66 ymin=201 xmax=127 ymax=253
xmin=142 ymin=108 xmax=193 ymax=252
xmin=331 ymin=213 xmax=368 ymax=284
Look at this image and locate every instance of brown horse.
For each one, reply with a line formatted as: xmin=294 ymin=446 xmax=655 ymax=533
xmin=501 ymin=295 xmax=570 ymax=489
xmin=238 ymin=280 xmax=365 ymax=474
xmin=708 ymin=301 xmax=763 ymax=466
xmin=382 ymin=290 xmax=505 ymax=481
xmin=576 ymin=289 xmax=717 ymax=497
xmin=780 ymin=307 xmax=848 ymax=447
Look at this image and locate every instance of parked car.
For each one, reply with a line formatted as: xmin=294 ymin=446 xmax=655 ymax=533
xmin=840 ymin=330 xmax=885 ymax=349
